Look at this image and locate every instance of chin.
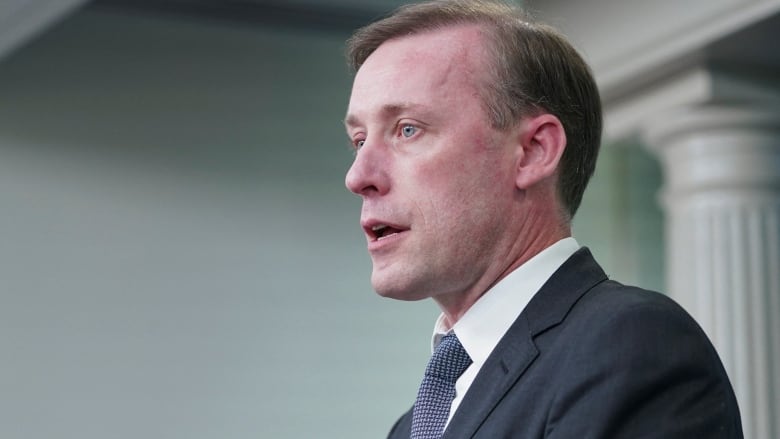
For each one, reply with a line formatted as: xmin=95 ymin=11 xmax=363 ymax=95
xmin=371 ymin=274 xmax=430 ymax=302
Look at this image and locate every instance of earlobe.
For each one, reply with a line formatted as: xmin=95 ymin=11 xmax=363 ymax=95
xmin=514 ymin=114 xmax=567 ymax=190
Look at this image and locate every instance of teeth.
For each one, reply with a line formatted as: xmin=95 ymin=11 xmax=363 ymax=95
xmin=371 ymin=224 xmax=394 ymax=240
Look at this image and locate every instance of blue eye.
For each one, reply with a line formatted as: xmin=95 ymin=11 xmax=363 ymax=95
xmin=355 ymin=139 xmax=365 ymax=149
xmin=401 ymin=125 xmax=417 ymax=138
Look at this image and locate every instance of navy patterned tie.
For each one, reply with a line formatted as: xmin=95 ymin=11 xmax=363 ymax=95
xmin=411 ymin=332 xmax=472 ymax=439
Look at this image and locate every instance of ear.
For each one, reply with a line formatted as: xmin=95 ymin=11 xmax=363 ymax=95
xmin=514 ymin=113 xmax=567 ymax=190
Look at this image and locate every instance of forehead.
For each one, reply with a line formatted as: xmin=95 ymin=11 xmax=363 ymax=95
xmin=346 ymin=25 xmax=489 ymax=125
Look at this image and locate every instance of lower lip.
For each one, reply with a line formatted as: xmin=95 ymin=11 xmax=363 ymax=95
xmin=367 ymin=230 xmax=407 ymax=252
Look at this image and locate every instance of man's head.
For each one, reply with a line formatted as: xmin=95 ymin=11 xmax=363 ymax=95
xmin=343 ymin=0 xmax=602 ymax=317
xmin=347 ymin=0 xmax=602 ymax=219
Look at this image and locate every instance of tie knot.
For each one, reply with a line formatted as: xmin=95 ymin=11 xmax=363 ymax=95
xmin=424 ymin=332 xmax=472 ymax=384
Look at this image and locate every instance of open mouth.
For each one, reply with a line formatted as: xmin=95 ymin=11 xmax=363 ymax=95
xmin=369 ymin=224 xmax=405 ymax=241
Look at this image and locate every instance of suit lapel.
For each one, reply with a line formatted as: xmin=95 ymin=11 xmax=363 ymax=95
xmin=441 ymin=248 xmax=607 ymax=438
xmin=441 ymin=314 xmax=538 ymax=438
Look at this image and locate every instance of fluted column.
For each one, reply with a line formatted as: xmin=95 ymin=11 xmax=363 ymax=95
xmin=644 ymin=104 xmax=780 ymax=439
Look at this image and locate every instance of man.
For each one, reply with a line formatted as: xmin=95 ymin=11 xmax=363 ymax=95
xmin=343 ymin=0 xmax=743 ymax=437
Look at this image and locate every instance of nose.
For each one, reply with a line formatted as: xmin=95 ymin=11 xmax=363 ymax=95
xmin=345 ymin=141 xmax=389 ymax=196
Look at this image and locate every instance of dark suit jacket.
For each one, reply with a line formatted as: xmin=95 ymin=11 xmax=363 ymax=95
xmin=388 ymin=248 xmax=743 ymax=438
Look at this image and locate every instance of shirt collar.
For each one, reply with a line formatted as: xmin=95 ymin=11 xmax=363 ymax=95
xmin=432 ymin=237 xmax=580 ymax=366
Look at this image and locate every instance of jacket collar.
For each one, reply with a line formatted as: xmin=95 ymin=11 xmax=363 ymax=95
xmin=442 ymin=247 xmax=608 ymax=438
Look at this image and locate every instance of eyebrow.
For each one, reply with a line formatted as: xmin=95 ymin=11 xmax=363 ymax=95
xmin=344 ymin=103 xmax=433 ymax=129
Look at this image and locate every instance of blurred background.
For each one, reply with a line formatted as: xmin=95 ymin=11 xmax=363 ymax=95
xmin=1 ymin=0 xmax=777 ymax=438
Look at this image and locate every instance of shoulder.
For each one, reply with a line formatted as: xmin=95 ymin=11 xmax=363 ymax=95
xmin=580 ymin=279 xmax=682 ymax=311
xmin=538 ymin=282 xmax=742 ymax=437
xmin=535 ymin=278 xmax=733 ymax=406
xmin=563 ymin=280 xmax=714 ymax=356
xmin=550 ymin=279 xmax=736 ymax=413
xmin=567 ymin=279 xmax=696 ymax=327
xmin=386 ymin=407 xmax=412 ymax=439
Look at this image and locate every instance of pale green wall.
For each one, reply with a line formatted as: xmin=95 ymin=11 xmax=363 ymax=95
xmin=574 ymin=141 xmax=665 ymax=293
xmin=0 ymin=7 xmax=663 ymax=438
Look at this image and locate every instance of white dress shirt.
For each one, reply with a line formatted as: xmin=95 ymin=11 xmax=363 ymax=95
xmin=431 ymin=237 xmax=581 ymax=427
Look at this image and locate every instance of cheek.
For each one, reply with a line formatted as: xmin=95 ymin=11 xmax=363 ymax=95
xmin=417 ymin=159 xmax=508 ymax=228
xmin=406 ymin=131 xmax=514 ymax=222
xmin=412 ymin=156 xmax=472 ymax=208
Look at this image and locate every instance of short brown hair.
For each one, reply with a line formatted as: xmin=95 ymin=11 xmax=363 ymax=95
xmin=346 ymin=0 xmax=602 ymax=218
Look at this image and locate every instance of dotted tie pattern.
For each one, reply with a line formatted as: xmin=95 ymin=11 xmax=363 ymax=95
xmin=411 ymin=332 xmax=473 ymax=439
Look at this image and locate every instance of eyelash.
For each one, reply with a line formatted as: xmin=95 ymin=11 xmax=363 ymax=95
xmin=349 ymin=123 xmax=420 ymax=152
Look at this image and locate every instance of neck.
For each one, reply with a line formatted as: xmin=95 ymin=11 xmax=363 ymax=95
xmin=435 ymin=216 xmax=571 ymax=327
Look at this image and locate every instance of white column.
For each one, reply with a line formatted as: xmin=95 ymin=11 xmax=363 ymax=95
xmin=644 ymin=104 xmax=780 ymax=439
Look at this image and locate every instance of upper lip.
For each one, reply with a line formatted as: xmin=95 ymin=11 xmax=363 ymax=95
xmin=361 ymin=218 xmax=409 ymax=241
